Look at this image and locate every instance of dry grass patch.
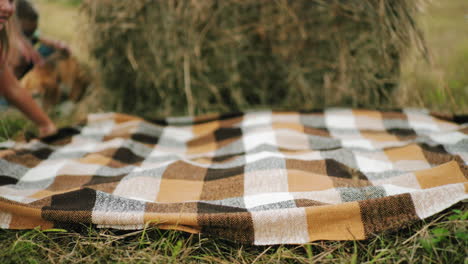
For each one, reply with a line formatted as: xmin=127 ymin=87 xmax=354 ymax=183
xmin=0 ymin=204 xmax=466 ymax=264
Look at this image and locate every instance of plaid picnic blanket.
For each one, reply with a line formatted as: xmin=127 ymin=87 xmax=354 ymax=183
xmin=1 ymin=109 xmax=467 ymax=245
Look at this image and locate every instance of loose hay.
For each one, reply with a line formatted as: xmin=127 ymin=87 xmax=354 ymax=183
xmin=83 ymin=0 xmax=425 ymax=117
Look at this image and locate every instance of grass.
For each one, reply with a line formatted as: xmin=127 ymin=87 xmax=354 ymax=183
xmin=0 ymin=0 xmax=467 ymax=263
xmin=0 ymin=111 xmax=29 ymax=141
xmin=0 ymin=107 xmax=77 ymax=141
xmin=0 ymin=204 xmax=466 ymax=263
xmin=398 ymin=0 xmax=468 ymax=113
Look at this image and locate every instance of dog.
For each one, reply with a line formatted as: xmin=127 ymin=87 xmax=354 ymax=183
xmin=20 ymin=49 xmax=91 ymax=110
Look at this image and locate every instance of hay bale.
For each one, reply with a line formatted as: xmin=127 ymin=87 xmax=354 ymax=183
xmin=83 ymin=0 xmax=425 ymax=117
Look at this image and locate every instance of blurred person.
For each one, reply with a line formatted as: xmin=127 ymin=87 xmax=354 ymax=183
xmin=14 ymin=0 xmax=70 ymax=78
xmin=0 ymin=0 xmax=57 ymax=137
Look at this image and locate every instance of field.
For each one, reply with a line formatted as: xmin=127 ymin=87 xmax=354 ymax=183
xmin=0 ymin=0 xmax=467 ymax=263
xmin=0 ymin=207 xmax=465 ymax=263
xmin=398 ymin=0 xmax=468 ymax=114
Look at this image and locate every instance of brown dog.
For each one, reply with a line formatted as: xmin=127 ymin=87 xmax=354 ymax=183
xmin=20 ymin=50 xmax=91 ymax=110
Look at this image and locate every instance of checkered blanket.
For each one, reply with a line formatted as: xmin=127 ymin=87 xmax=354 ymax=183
xmin=1 ymin=109 xmax=467 ymax=245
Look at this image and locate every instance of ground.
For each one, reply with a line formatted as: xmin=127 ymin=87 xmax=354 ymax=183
xmin=0 ymin=0 xmax=467 ymax=263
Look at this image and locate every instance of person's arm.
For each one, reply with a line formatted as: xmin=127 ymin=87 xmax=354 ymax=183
xmin=0 ymin=66 xmax=56 ymax=137
xmin=17 ymin=34 xmax=44 ymax=65
xmin=10 ymin=17 xmax=44 ymax=66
